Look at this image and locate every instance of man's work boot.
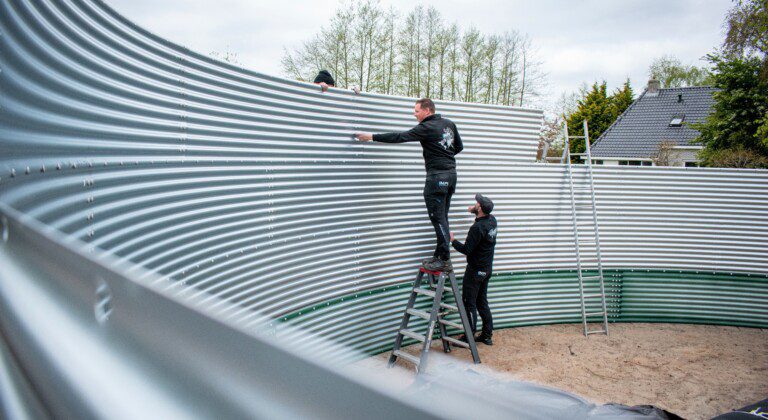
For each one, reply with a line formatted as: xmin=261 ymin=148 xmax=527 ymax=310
xmin=421 ymin=257 xmax=438 ymax=267
xmin=423 ymin=257 xmax=453 ymax=273
xmin=475 ymin=334 xmax=493 ymax=346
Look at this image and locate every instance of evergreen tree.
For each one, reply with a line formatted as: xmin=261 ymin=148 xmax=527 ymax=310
xmin=695 ymin=54 xmax=768 ymax=167
xmin=565 ymin=81 xmax=634 ymax=155
xmin=610 ymin=80 xmax=634 ymax=118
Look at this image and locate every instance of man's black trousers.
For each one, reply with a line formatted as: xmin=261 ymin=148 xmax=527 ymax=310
xmin=462 ymin=266 xmax=493 ymax=337
xmin=423 ymin=172 xmax=456 ymax=260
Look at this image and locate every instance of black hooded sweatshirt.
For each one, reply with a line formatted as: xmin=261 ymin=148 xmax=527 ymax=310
xmin=372 ymin=114 xmax=463 ymax=175
xmin=452 ymin=214 xmax=497 ymax=270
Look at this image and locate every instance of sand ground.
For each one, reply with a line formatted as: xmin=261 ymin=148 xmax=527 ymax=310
xmin=370 ymin=323 xmax=768 ymax=419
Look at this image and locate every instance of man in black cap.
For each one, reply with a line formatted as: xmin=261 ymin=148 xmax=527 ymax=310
xmin=354 ymin=98 xmax=463 ymax=273
xmin=313 ymin=69 xmax=360 ymax=94
xmin=313 ymin=70 xmax=335 ymax=92
xmin=451 ymin=193 xmax=497 ymax=345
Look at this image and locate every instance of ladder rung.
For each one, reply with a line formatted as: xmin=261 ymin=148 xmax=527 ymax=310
xmin=413 ymin=288 xmax=435 ymax=297
xmin=585 ymin=311 xmax=606 ymax=317
xmin=406 ymin=308 xmax=431 ymax=320
xmin=438 ymin=319 xmax=463 ymax=329
xmin=399 ymin=328 xmax=426 ymax=342
xmin=583 ymin=294 xmax=604 ymax=299
xmin=392 ymin=350 xmax=420 ymax=365
xmin=442 ymin=336 xmax=470 ymax=348
xmin=586 ymin=330 xmax=607 ymax=335
xmin=580 ymin=276 xmax=602 ymax=280
xmin=439 ymin=302 xmax=458 ymax=311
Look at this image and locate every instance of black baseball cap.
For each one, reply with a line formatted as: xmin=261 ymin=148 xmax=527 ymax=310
xmin=475 ymin=193 xmax=494 ymax=214
xmin=313 ymin=70 xmax=335 ymax=86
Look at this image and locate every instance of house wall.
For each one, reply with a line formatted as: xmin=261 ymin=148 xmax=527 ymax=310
xmin=676 ymin=148 xmax=702 ymax=166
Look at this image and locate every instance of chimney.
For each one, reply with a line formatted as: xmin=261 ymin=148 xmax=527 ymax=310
xmin=647 ymin=79 xmax=660 ymax=96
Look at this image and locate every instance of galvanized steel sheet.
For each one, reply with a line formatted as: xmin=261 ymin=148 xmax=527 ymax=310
xmin=0 ymin=0 xmax=767 ymax=383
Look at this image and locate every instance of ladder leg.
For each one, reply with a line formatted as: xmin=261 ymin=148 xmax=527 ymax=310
xmin=585 ymin=120 xmax=608 ymax=336
xmin=388 ymin=270 xmax=425 ymax=368
xmin=600 ymin=278 xmax=609 ymax=335
xmin=578 ymin=273 xmax=588 ymax=336
xmin=448 ymin=272 xmax=481 ymax=364
xmin=417 ymin=273 xmax=445 ymax=372
xmin=436 ymin=310 xmax=451 ymax=353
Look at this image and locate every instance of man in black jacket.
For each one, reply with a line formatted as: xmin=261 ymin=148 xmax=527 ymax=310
xmin=355 ymin=98 xmax=463 ymax=272
xmin=451 ymin=194 xmax=497 ymax=345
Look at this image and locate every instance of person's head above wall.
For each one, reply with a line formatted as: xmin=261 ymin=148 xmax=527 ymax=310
xmin=313 ymin=70 xmax=335 ymax=92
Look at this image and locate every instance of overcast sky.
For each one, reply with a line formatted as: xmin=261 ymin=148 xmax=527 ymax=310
xmin=106 ymin=0 xmax=731 ymax=110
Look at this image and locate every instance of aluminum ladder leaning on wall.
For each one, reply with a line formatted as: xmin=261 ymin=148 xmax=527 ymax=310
xmin=562 ymin=120 xmax=609 ymax=336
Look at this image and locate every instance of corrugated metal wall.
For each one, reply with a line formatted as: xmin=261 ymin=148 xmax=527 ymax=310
xmin=0 ymin=0 xmax=542 ymax=322
xmin=1 ymin=0 xmax=767 ymax=345
xmin=285 ymin=269 xmax=768 ymax=355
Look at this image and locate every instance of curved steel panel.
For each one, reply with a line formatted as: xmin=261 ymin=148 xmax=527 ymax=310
xmin=1 ymin=0 xmax=767 ymax=416
xmin=0 ymin=0 xmax=767 ymax=399
xmin=0 ymin=0 xmax=545 ymax=321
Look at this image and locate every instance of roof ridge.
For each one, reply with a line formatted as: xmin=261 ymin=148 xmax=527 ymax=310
xmin=658 ymin=86 xmax=716 ymax=91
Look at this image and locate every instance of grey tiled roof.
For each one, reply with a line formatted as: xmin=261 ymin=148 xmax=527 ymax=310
xmin=590 ymin=86 xmax=716 ymax=158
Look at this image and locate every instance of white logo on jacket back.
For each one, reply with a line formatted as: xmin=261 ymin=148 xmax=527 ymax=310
xmin=440 ymin=127 xmax=454 ymax=150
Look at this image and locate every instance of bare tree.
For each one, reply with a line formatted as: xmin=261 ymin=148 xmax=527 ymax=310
xmin=538 ymin=114 xmax=565 ymax=161
xmin=280 ymin=2 xmax=547 ymax=107
xmin=497 ymin=32 xmax=520 ymax=106
xmin=461 ymin=28 xmax=484 ymax=102
xmin=517 ymin=35 xmax=545 ymax=107
xmin=434 ymin=24 xmax=452 ymax=99
xmin=349 ymin=1 xmax=382 ymax=91
xmin=422 ymin=7 xmax=442 ymax=98
xmin=380 ymin=8 xmax=398 ymax=94
xmin=210 ymin=47 xmax=242 ymax=65
xmin=651 ymin=140 xmax=682 ymax=166
xmin=483 ymin=35 xmax=500 ymax=103
xmin=447 ymin=23 xmax=460 ymax=101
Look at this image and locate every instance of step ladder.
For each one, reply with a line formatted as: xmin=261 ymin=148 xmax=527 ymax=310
xmin=388 ymin=267 xmax=481 ymax=373
xmin=563 ymin=120 xmax=609 ymax=336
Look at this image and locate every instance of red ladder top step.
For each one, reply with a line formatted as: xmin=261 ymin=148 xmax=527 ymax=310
xmin=419 ymin=267 xmax=443 ymax=275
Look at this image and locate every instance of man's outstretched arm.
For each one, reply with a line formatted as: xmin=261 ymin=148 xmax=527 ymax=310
xmin=355 ymin=124 xmax=426 ymax=143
